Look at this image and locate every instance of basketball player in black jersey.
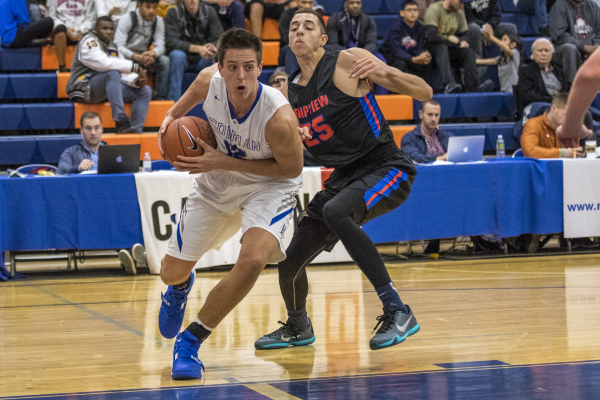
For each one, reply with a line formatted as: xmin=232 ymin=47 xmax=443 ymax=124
xmin=254 ymin=9 xmax=433 ymax=351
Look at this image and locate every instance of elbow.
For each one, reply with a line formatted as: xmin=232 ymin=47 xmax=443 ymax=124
xmin=416 ymin=84 xmax=433 ymax=102
xmin=285 ymin=164 xmax=304 ymax=179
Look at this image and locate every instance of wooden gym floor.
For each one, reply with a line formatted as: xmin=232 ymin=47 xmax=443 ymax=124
xmin=2 ymin=253 xmax=600 ymax=399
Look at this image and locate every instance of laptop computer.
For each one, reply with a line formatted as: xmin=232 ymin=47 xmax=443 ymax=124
xmin=446 ymin=136 xmax=485 ymax=163
xmin=97 ymin=144 xmax=141 ymax=174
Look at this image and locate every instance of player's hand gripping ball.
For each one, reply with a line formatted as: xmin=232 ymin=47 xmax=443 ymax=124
xmin=162 ymin=116 xmax=217 ymax=165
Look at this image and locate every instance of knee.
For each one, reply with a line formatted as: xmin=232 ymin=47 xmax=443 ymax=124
xmin=250 ymin=2 xmax=264 ymax=15
xmin=141 ymin=85 xmax=152 ymax=99
xmin=157 ymin=55 xmax=170 ymax=68
xmin=322 ymin=201 xmax=347 ymax=228
xmin=236 ymin=254 xmax=267 ymax=280
xmin=160 ymin=258 xmax=179 ymax=285
xmin=169 ymin=50 xmax=187 ymax=65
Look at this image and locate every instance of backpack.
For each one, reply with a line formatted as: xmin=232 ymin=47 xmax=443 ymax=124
xmin=126 ymin=11 xmax=157 ymax=49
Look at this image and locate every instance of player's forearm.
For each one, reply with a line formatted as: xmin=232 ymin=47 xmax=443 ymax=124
xmin=218 ymin=157 xmax=302 ymax=179
xmin=561 ymin=63 xmax=600 ymax=139
xmin=382 ymin=67 xmax=433 ymax=101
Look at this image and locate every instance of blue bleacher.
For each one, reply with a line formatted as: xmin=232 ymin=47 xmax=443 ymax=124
xmin=373 ymin=15 xmax=398 ymax=39
xmin=0 ymin=103 xmax=74 ymax=130
xmin=499 ymin=0 xmax=519 ymax=13
xmin=0 ymin=135 xmax=80 ymax=165
xmin=413 ymin=92 xmax=515 ymax=120
xmin=385 ymin=0 xmax=402 ymax=14
xmin=501 ymin=13 xmax=538 ymax=36
xmin=439 ymin=122 xmax=517 ymax=151
xmin=318 ymin=0 xmax=343 ymax=14
xmin=1 ymin=73 xmax=57 ymax=99
xmin=0 ymin=48 xmax=41 ymax=71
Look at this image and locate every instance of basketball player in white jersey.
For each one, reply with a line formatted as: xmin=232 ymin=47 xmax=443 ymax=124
xmin=155 ymin=28 xmax=304 ymax=380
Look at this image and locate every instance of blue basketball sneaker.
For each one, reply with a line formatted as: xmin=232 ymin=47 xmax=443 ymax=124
xmin=159 ymin=270 xmax=196 ymax=339
xmin=369 ymin=305 xmax=420 ymax=350
xmin=172 ymin=330 xmax=205 ymax=380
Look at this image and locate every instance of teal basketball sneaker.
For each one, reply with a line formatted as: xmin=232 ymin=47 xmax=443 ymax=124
xmin=254 ymin=319 xmax=315 ymax=350
xmin=369 ymin=305 xmax=420 ymax=350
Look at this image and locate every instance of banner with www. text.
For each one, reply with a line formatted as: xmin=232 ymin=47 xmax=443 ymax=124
xmin=563 ymin=159 xmax=600 ymax=238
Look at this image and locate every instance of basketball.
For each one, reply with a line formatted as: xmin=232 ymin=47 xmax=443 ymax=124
xmin=162 ymin=116 xmax=217 ymax=165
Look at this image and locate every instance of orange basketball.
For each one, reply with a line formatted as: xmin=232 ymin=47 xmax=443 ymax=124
xmin=162 ymin=116 xmax=217 ymax=165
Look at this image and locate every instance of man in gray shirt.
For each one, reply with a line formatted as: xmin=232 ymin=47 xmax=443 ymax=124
xmin=114 ymin=0 xmax=170 ymax=100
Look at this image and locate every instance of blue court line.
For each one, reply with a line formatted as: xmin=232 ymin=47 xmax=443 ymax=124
xmin=3 ymin=359 xmax=600 ymax=400
xmin=29 ymin=284 xmax=166 ymax=347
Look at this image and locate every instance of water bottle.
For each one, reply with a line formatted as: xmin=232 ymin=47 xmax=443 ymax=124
xmin=219 ymin=5 xmax=227 ymax=14
xmin=142 ymin=152 xmax=152 ymax=172
xmin=496 ymin=135 xmax=505 ymax=158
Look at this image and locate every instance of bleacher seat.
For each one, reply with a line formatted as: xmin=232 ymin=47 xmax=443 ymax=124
xmin=390 ymin=125 xmax=414 ymax=148
xmin=0 ymin=135 xmax=80 ymax=165
xmin=319 ymin=0 xmax=343 ymax=14
xmin=41 ymin=45 xmax=76 ymax=71
xmin=57 ymin=72 xmax=70 ymax=98
xmin=361 ymin=0 xmax=385 ymax=14
xmin=102 ymin=133 xmax=161 ymax=159
xmin=373 ymin=15 xmax=397 ymax=39
xmin=0 ymin=48 xmax=41 ymax=71
xmin=262 ymin=41 xmax=279 ymax=66
xmin=413 ymin=92 xmax=515 ymax=120
xmin=261 ymin=18 xmax=280 ymax=40
xmin=501 ymin=13 xmax=538 ymax=35
xmin=385 ymin=0 xmax=402 ymax=14
xmin=0 ymin=103 xmax=74 ymax=130
xmin=74 ymin=101 xmax=173 ymax=129
xmin=376 ymin=95 xmax=413 ymax=120
xmin=499 ymin=0 xmax=518 ymax=13
xmin=1 ymin=73 xmax=57 ymax=99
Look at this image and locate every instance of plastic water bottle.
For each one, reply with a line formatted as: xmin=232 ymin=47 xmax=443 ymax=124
xmin=496 ymin=135 xmax=505 ymax=158
xmin=142 ymin=152 xmax=152 ymax=172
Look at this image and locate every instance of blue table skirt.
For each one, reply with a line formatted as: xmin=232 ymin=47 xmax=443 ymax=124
xmin=0 ymin=159 xmax=563 ymax=261
xmin=0 ymin=174 xmax=143 ymax=253
xmin=363 ymin=158 xmax=563 ymax=242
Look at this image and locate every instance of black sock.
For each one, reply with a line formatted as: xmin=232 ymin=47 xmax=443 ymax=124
xmin=186 ymin=320 xmax=212 ymax=342
xmin=174 ymin=274 xmax=192 ymax=291
xmin=287 ymin=307 xmax=310 ymax=332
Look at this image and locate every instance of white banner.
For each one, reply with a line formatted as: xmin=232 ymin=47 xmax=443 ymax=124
xmin=134 ymin=168 xmax=351 ymax=274
xmin=563 ymin=159 xmax=600 ymax=238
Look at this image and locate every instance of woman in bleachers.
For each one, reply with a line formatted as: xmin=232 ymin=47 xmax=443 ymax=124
xmin=0 ymin=0 xmax=54 ymax=49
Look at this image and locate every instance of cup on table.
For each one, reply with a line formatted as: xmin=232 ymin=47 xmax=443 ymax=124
xmin=585 ymin=140 xmax=597 ymax=159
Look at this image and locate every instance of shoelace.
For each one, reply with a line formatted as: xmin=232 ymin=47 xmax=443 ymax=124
xmin=371 ymin=311 xmax=397 ymax=334
xmin=267 ymin=321 xmax=302 ymax=339
xmin=164 ymin=289 xmax=187 ymax=316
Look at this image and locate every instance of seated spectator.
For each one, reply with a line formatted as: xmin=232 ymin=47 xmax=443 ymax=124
xmin=549 ymin=0 xmax=600 ymax=85
xmin=476 ymin=33 xmax=522 ymax=92
xmin=278 ymin=0 xmax=315 ymax=75
xmin=327 ymin=0 xmax=378 ymax=53
xmin=379 ymin=1 xmax=432 ymax=83
xmin=203 ymin=0 xmax=245 ymax=31
xmin=114 ymin=0 xmax=170 ymax=100
xmin=57 ymin=111 xmax=105 ymax=174
xmin=268 ymin=70 xmax=288 ymax=91
xmin=245 ymin=0 xmax=296 ymax=39
xmin=424 ymin=0 xmax=494 ymax=93
xmin=521 ymin=92 xmax=584 ymax=158
xmin=165 ymin=0 xmax=222 ymax=100
xmin=0 ymin=0 xmax=54 ymax=49
xmin=47 ymin=0 xmax=97 ymax=72
xmin=94 ymin=0 xmax=137 ymax=22
xmin=66 ymin=16 xmax=152 ymax=133
xmin=464 ymin=0 xmax=517 ymax=59
xmin=401 ymin=99 xmax=453 ymax=163
xmin=514 ymin=0 xmax=549 ymax=36
xmin=517 ymin=38 xmax=569 ymax=115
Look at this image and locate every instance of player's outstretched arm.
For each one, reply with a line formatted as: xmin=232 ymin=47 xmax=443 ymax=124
xmin=173 ymin=105 xmax=304 ymax=178
xmin=336 ymin=47 xmax=433 ymax=101
xmin=556 ymin=49 xmax=600 ymax=140
xmin=157 ymin=64 xmax=219 ymax=157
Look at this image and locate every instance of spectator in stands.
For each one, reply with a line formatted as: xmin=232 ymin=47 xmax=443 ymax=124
xmin=327 ymin=0 xmax=378 ymax=53
xmin=57 ymin=111 xmax=105 ymax=174
xmin=278 ymin=0 xmax=314 ymax=74
xmin=379 ymin=1 xmax=432 ymax=83
xmin=0 ymin=0 xmax=54 ymax=49
xmin=47 ymin=0 xmax=97 ymax=72
xmin=115 ymin=0 xmax=169 ymax=100
xmin=514 ymin=0 xmax=549 ymax=37
xmin=95 ymin=0 xmax=137 ymax=22
xmin=401 ymin=99 xmax=452 ymax=163
xmin=517 ymin=38 xmax=569 ymax=115
xmin=549 ymin=0 xmax=600 ymax=85
xmin=464 ymin=0 xmax=517 ymax=60
xmin=521 ymin=92 xmax=584 ymax=158
xmin=156 ymin=0 xmax=176 ymax=18
xmin=245 ymin=0 xmax=296 ymax=39
xmin=202 ymin=0 xmax=245 ymax=31
xmin=165 ymin=0 xmax=222 ymax=100
xmin=424 ymin=0 xmax=494 ymax=93
xmin=66 ymin=16 xmax=152 ymax=133
xmin=476 ymin=33 xmax=522 ymax=92
xmin=268 ymin=70 xmax=288 ymax=91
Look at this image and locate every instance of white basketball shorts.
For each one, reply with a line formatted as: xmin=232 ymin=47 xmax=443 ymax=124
xmin=166 ymin=175 xmax=299 ymax=264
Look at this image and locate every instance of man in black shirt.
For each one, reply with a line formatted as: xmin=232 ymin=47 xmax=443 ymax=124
xmin=255 ymin=9 xmax=433 ymax=351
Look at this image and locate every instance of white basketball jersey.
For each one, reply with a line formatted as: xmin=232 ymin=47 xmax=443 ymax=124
xmin=196 ymin=72 xmax=301 ymax=210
